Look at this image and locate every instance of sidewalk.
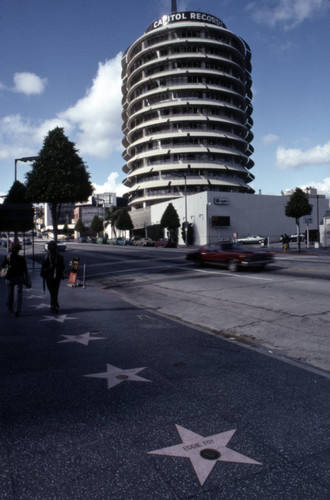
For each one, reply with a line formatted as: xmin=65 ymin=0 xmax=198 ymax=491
xmin=1 ymin=260 xmax=330 ymax=499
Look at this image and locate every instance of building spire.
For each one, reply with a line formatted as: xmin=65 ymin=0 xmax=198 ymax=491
xmin=171 ymin=0 xmax=177 ymax=13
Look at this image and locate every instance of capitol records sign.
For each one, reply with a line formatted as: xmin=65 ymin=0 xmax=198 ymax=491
xmin=214 ymin=197 xmax=229 ymax=206
xmin=146 ymin=12 xmax=226 ymax=32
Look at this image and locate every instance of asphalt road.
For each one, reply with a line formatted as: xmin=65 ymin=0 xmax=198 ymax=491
xmin=1 ymin=242 xmax=330 ymax=498
xmin=34 ymin=240 xmax=330 ymax=374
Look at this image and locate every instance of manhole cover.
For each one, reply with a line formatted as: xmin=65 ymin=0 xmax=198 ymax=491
xmin=200 ymin=448 xmax=221 ymax=460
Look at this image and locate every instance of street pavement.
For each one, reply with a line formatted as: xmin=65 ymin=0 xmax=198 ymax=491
xmin=0 ymin=256 xmax=330 ymax=499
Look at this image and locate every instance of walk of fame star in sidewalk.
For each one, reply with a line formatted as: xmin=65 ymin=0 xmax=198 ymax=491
xmin=58 ymin=332 xmax=106 ymax=346
xmin=40 ymin=314 xmax=77 ymax=323
xmin=84 ymin=363 xmax=152 ymax=389
xmin=148 ymin=424 xmax=262 ymax=486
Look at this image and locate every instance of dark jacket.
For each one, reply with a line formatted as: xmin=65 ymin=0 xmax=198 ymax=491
xmin=1 ymin=253 xmax=27 ymax=280
xmin=41 ymin=253 xmax=65 ymax=281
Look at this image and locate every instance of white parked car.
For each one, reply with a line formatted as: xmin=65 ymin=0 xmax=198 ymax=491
xmin=45 ymin=241 xmax=66 ymax=252
xmin=236 ymin=235 xmax=266 ymax=245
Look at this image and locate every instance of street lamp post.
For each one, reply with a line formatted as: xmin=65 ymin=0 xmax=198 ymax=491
xmin=206 ymin=202 xmax=211 ymax=244
xmin=14 ymin=156 xmax=38 ymax=182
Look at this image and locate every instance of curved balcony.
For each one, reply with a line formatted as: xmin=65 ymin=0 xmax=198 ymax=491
xmin=122 ymin=11 xmax=255 ymax=209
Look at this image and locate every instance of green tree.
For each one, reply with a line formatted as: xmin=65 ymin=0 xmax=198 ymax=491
xmin=25 ymin=127 xmax=93 ymax=241
xmin=116 ymin=208 xmax=134 ymax=233
xmin=161 ymin=203 xmax=180 ymax=242
xmin=90 ymin=214 xmax=103 ymax=238
xmin=4 ymin=180 xmax=29 ymax=204
xmin=147 ymin=224 xmax=163 ymax=242
xmin=285 ymin=187 xmax=312 ymax=251
xmin=74 ymin=218 xmax=85 ymax=234
xmin=104 ymin=206 xmax=120 ymax=237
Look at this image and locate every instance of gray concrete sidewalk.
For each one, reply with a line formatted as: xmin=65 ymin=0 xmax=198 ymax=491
xmin=1 ymin=260 xmax=330 ymax=499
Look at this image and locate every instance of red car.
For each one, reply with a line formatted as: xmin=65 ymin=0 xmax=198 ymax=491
xmin=186 ymin=242 xmax=274 ymax=272
xmin=154 ymin=238 xmax=177 ymax=248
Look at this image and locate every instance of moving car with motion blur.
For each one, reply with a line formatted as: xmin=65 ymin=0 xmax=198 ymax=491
xmin=186 ymin=241 xmax=274 ymax=272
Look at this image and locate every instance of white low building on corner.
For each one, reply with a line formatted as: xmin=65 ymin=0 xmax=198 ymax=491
xmin=150 ymin=190 xmax=329 ymax=246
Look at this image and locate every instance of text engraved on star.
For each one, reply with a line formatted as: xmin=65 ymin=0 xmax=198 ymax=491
xmin=84 ymin=363 xmax=152 ymax=389
xmin=148 ymin=425 xmax=262 ymax=486
xmin=58 ymin=332 xmax=106 ymax=346
xmin=40 ymin=314 xmax=77 ymax=323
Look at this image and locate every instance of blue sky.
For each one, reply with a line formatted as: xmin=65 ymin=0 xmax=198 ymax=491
xmin=1 ymin=0 xmax=330 ymax=201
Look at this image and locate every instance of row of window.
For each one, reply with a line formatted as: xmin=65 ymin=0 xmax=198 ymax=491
xmin=130 ymin=75 xmax=246 ymax=102
xmin=129 ymin=153 xmax=251 ymax=168
xmin=130 ymin=89 xmax=247 ymax=116
xmin=129 ymin=44 xmax=245 ymax=74
xmin=141 ymin=28 xmax=242 ymax=52
xmin=131 ymin=121 xmax=248 ymax=143
xmin=131 ymin=137 xmax=249 ymax=156
xmin=127 ymin=169 xmax=255 ymax=186
xmin=132 ymin=121 xmax=245 ymax=138
xmin=128 ymin=183 xmax=251 ymax=204
xmin=130 ymin=105 xmax=249 ymax=130
xmin=129 ymin=59 xmax=245 ymax=88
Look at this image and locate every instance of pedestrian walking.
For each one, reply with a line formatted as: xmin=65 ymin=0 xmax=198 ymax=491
xmin=282 ymin=233 xmax=290 ymax=252
xmin=1 ymin=242 xmax=31 ymax=317
xmin=41 ymin=241 xmax=65 ymax=313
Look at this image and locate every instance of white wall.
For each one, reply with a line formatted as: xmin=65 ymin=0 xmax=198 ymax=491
xmin=151 ymin=192 xmax=329 ymax=246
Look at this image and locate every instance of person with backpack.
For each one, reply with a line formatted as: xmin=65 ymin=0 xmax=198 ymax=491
xmin=41 ymin=241 xmax=65 ymax=313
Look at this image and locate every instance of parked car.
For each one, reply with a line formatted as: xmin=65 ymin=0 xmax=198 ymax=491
xmin=45 ymin=241 xmax=66 ymax=252
xmin=116 ymin=237 xmax=130 ymax=246
xmin=76 ymin=237 xmax=86 ymax=243
xmin=86 ymin=236 xmax=96 ymax=244
xmin=186 ymin=242 xmax=274 ymax=272
xmin=133 ymin=237 xmax=155 ymax=247
xmin=154 ymin=238 xmax=177 ymax=248
xmin=236 ymin=235 xmax=266 ymax=245
xmin=107 ymin=237 xmax=118 ymax=245
xmin=290 ymin=233 xmax=305 ymax=242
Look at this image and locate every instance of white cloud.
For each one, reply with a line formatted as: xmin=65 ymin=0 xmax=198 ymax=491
xmin=59 ymin=53 xmax=123 ymax=158
xmin=0 ymin=115 xmax=39 ymax=160
xmin=300 ymin=178 xmax=330 ymax=197
xmin=0 ymin=54 xmax=124 ymax=193
xmin=246 ymin=0 xmax=327 ymax=29
xmin=13 ymin=72 xmax=47 ymax=95
xmin=0 ymin=53 xmax=123 ymax=159
xmin=93 ymin=172 xmax=128 ymax=197
xmin=262 ymin=134 xmax=279 ymax=145
xmin=275 ymin=140 xmax=330 ymax=169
